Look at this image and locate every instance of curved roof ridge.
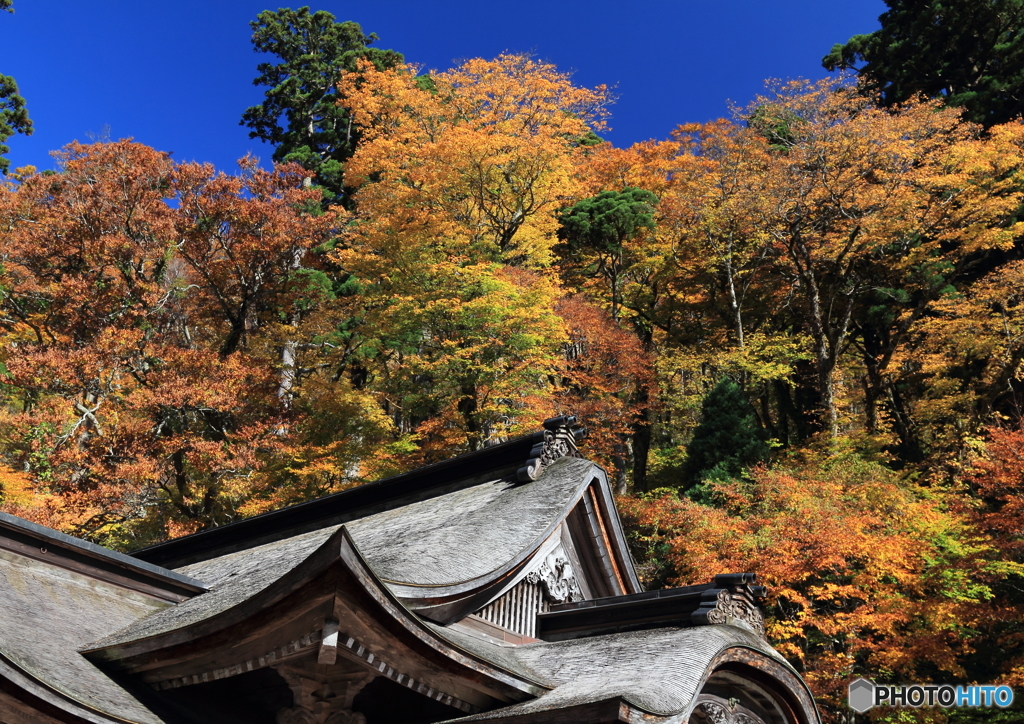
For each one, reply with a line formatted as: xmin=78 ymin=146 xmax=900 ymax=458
xmin=354 ymin=457 xmax=599 ymax=592
xmin=82 ymin=527 xmax=548 ymax=701
xmin=133 ymin=420 xmax=586 ymax=569
xmin=446 ymin=625 xmax=814 ymax=722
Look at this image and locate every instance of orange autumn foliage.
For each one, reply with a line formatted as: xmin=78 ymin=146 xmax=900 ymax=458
xmin=619 ymin=449 xmax=1002 ymax=720
xmin=341 ymin=53 xmax=609 ymax=268
xmin=2 ymin=67 xmax=1024 ymax=724
xmin=910 ymin=260 xmax=1024 ymax=455
xmin=971 ymin=426 xmax=1024 ymax=562
xmin=576 ymin=80 xmax=1024 ymax=453
xmin=554 ymin=295 xmax=655 ymax=489
xmin=0 ymin=141 xmax=337 ymax=546
xmin=0 ymin=463 xmax=72 ymax=531
xmin=957 ymin=426 xmax=1024 ymax=692
xmin=321 ymin=54 xmax=615 ymax=455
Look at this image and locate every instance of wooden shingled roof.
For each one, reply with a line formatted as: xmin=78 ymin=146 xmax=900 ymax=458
xmin=441 ymin=625 xmax=816 ymax=723
xmin=0 ymin=418 xmax=822 ymax=724
xmin=0 ymin=513 xmax=191 ymax=724
xmin=131 ymin=417 xmax=599 ymax=570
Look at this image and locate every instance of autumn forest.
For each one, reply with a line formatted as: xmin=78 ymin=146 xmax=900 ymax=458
xmin=4 ymin=3 xmax=1024 ymax=721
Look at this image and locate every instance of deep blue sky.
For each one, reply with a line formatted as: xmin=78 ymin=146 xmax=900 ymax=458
xmin=0 ymin=1 xmax=887 ymax=174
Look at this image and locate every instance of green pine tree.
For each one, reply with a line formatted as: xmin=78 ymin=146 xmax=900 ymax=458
xmin=557 ymin=186 xmax=658 ymax=324
xmin=241 ymin=7 xmax=403 ymax=207
xmin=680 ymin=377 xmax=770 ymax=498
xmin=0 ymin=0 xmax=31 ymax=174
xmin=823 ymin=0 xmax=1024 ymax=128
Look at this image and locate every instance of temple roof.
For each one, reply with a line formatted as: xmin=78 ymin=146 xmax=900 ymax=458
xmin=0 ymin=420 xmax=820 ymax=724
xmin=131 ymin=422 xmax=591 ymax=570
xmin=84 ymin=524 xmax=549 ymax=715
xmin=0 ymin=512 xmax=207 ymax=599
xmin=346 ymin=456 xmax=599 ymax=587
xmin=0 ymin=528 xmax=171 ymax=723
xmin=86 ymin=524 xmax=339 ymax=651
xmin=437 ymin=624 xmax=802 ymax=721
xmin=90 ymin=455 xmax=634 ymax=650
xmin=0 ymin=513 xmax=209 ymax=723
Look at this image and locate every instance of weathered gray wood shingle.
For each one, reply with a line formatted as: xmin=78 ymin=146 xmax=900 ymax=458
xmin=0 ymin=548 xmax=169 ymax=723
xmin=441 ymin=625 xmax=793 ymax=721
xmin=85 ymin=525 xmax=340 ymax=649
xmin=348 ymin=458 xmax=596 ymax=586
xmin=89 ymin=457 xmax=606 ymax=649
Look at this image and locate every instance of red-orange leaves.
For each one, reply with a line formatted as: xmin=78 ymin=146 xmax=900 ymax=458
xmin=555 ymin=296 xmax=654 ymax=487
xmin=173 ymin=157 xmax=339 ymax=357
xmin=0 ymin=140 xmax=177 ymax=347
xmin=0 ymin=142 xmax=338 ymax=546
xmin=620 ymin=449 xmax=993 ymax=718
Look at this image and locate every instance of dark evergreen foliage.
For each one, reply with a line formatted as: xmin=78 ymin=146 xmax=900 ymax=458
xmin=558 ymin=187 xmax=658 ymax=254
xmin=241 ymin=7 xmax=403 ymax=206
xmin=823 ymin=0 xmax=1024 ymax=128
xmin=0 ymin=0 xmax=31 ymax=174
xmin=558 ymin=187 xmax=659 ymax=490
xmin=680 ymin=377 xmax=770 ymax=493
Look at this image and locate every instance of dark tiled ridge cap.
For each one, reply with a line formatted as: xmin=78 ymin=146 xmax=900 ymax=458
xmin=546 ymin=574 xmax=763 ymax=613
xmin=0 ymin=512 xmax=208 ymax=595
xmin=547 ymin=582 xmax=717 ymax=612
xmin=132 ymin=428 xmax=556 ymax=568
xmin=537 ymin=574 xmax=766 ymax=641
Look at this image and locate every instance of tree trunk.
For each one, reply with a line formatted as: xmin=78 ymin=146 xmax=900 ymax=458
xmin=724 ymin=238 xmax=745 ymax=348
xmin=612 ymin=437 xmax=631 ymax=495
xmin=631 ymin=394 xmax=653 ymax=494
xmin=458 ymin=383 xmax=482 ymax=450
xmin=817 ymin=345 xmax=839 ymax=437
xmin=631 ymin=325 xmax=655 ymax=493
xmin=885 ymin=381 xmax=924 ymax=463
xmin=785 ymin=229 xmax=857 ymax=437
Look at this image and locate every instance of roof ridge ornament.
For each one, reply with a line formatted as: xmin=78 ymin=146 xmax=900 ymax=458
xmin=692 ymin=573 xmax=768 ymax=637
xmin=517 ymin=415 xmax=586 ymax=483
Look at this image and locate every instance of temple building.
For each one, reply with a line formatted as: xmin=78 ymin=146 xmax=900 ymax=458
xmin=0 ymin=417 xmax=821 ymax=724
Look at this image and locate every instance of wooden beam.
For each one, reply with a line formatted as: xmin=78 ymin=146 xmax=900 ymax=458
xmin=318 ymin=618 xmax=339 ymax=665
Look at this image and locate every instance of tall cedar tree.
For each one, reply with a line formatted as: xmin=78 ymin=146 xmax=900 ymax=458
xmin=241 ymin=7 xmax=402 ymax=206
xmin=823 ymin=0 xmax=1024 ymax=128
xmin=0 ymin=0 xmax=31 ymax=173
xmin=680 ymin=377 xmax=769 ymax=491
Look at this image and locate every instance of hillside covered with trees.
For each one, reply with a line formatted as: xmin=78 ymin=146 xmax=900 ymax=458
xmin=3 ymin=3 xmax=1024 ymax=721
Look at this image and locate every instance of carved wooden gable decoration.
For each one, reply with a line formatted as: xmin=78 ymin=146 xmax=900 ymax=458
xmin=0 ymin=417 xmax=821 ymax=724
